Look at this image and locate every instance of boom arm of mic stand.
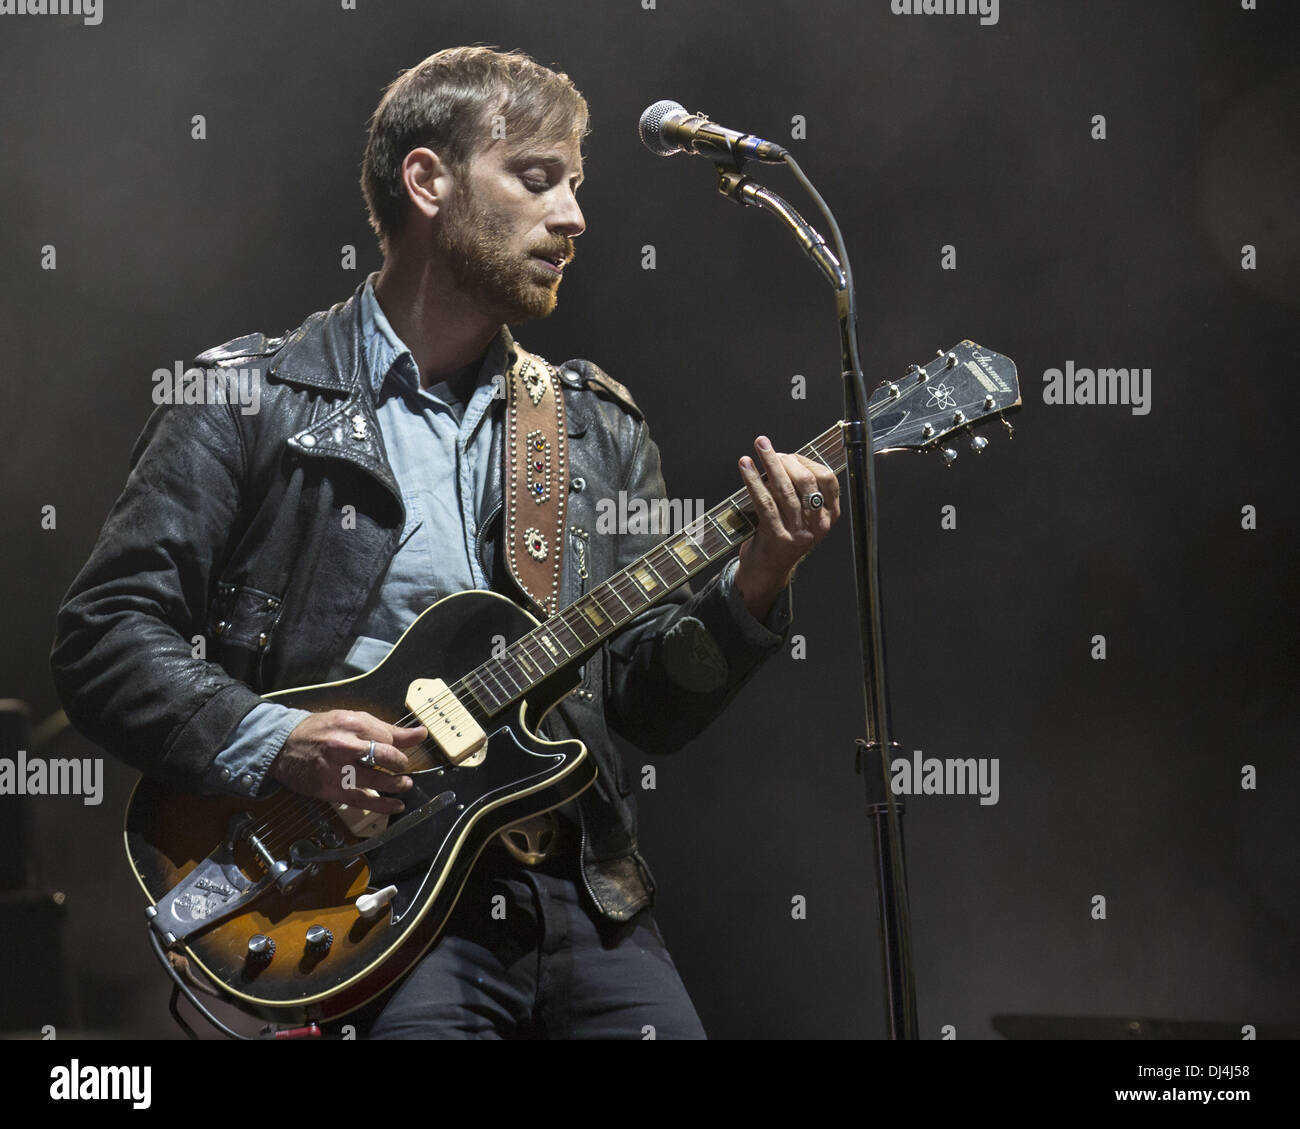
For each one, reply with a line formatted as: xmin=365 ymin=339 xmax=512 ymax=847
xmin=712 ymin=158 xmax=919 ymax=1040
xmin=715 ymin=167 xmax=846 ymax=289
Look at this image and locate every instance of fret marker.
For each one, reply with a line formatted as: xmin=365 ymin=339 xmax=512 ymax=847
xmin=716 ymin=507 xmax=749 ymax=537
xmin=671 ymin=539 xmax=699 ymax=566
xmin=633 ymin=566 xmax=658 ymax=592
xmin=582 ymin=602 xmax=605 ymax=627
xmin=537 ymin=632 xmax=558 ymax=656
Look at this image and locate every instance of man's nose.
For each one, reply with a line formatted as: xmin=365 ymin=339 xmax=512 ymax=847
xmin=548 ymin=187 xmax=585 ymax=238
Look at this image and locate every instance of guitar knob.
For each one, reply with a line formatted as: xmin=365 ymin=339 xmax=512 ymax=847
xmin=970 ymin=435 xmax=988 ymax=453
xmin=247 ymin=934 xmax=275 ymax=963
xmin=305 ymin=924 xmax=333 ymax=955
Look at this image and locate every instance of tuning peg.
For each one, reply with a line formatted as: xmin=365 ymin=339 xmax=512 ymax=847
xmin=970 ymin=435 xmax=988 ymax=453
xmin=945 ymin=352 xmax=957 ymax=369
xmin=999 ymin=413 xmax=1015 ymax=438
xmin=940 ymin=447 xmax=958 ymax=466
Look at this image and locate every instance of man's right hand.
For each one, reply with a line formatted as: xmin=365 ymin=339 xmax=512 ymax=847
xmin=270 ymin=711 xmax=428 ymax=814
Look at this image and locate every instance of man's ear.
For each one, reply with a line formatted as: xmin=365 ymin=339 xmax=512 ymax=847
xmin=399 ymin=147 xmax=454 ymax=223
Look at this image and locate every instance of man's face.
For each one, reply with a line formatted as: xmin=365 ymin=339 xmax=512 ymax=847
xmin=435 ymin=134 xmax=585 ymax=324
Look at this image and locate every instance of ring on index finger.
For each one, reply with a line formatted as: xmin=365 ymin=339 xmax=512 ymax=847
xmin=358 ymin=739 xmax=377 ymax=769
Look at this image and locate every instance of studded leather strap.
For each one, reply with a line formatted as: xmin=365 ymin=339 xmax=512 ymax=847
xmin=503 ymin=345 xmax=568 ymax=618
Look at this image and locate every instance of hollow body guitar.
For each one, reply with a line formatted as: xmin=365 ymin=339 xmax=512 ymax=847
xmin=125 ymin=341 xmax=1020 ymax=1023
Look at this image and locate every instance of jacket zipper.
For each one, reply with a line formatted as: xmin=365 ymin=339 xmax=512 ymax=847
xmin=571 ymin=524 xmax=589 ymax=584
xmin=574 ymin=792 xmax=602 ymax=913
xmin=567 ymin=524 xmax=603 ymax=913
xmin=570 ymin=525 xmax=590 ymax=688
xmin=479 ymin=509 xmax=605 ymax=911
xmin=475 ymin=498 xmax=503 ymax=581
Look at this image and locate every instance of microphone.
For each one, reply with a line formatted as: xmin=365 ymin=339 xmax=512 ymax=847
xmin=638 ymin=100 xmax=789 ymax=165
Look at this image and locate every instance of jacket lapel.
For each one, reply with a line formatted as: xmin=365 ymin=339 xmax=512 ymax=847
xmin=269 ymin=283 xmax=401 ymax=507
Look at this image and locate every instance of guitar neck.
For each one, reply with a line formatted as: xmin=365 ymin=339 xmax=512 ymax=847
xmin=460 ymin=422 xmax=847 ymax=716
xmin=457 ymin=338 xmax=1022 ymax=717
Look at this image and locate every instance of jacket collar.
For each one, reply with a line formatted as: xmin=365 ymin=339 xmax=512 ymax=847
xmin=265 ymin=280 xmax=588 ymax=540
xmin=267 ymin=276 xmax=525 ymax=398
xmin=266 ymin=282 xmax=366 ymax=393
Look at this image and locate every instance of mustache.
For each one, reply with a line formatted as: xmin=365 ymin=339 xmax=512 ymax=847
xmin=530 ymin=239 xmax=576 ymax=265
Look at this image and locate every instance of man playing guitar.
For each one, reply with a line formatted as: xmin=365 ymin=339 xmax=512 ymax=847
xmin=51 ymin=46 xmax=841 ymax=1038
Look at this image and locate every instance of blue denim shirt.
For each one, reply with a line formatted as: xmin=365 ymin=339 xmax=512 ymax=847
xmin=205 ymin=276 xmax=787 ymax=798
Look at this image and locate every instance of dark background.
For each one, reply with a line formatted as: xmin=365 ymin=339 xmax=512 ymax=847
xmin=1 ymin=0 xmax=1296 ymax=1039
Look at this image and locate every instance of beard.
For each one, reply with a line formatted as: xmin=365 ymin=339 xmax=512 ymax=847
xmin=435 ymin=185 xmax=573 ymax=324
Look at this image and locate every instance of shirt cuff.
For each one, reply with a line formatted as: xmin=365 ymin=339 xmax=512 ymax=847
xmin=719 ymin=557 xmax=792 ymax=648
xmin=204 ymin=701 xmax=311 ymax=799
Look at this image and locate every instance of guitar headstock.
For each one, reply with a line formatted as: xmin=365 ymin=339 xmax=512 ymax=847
xmin=868 ymin=341 xmax=1021 ymax=462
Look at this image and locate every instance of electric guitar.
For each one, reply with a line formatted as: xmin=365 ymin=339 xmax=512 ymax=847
xmin=125 ymin=340 xmax=1020 ymax=1023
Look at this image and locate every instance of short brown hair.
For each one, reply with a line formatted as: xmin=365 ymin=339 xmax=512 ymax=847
xmin=361 ymin=46 xmax=589 ymax=253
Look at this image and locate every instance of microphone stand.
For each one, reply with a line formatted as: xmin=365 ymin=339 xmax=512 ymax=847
xmin=713 ymin=160 xmax=918 ymax=1039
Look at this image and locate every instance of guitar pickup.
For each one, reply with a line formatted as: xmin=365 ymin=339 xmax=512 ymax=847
xmin=406 ymin=678 xmax=487 ymax=766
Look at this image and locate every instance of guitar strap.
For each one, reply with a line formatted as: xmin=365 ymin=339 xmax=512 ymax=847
xmin=501 ymin=344 xmax=568 ymax=619
xmin=497 ymin=345 xmax=570 ymax=867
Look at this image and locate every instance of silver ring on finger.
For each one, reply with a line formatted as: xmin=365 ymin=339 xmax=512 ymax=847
xmin=803 ymin=491 xmax=825 ymax=511
xmin=358 ymin=739 xmax=377 ymax=768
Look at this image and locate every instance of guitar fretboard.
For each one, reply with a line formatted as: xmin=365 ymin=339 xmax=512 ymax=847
xmin=459 ymin=422 xmax=848 ymax=715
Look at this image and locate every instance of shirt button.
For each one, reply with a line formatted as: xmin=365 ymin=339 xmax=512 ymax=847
xmin=219 ymin=768 xmax=231 ymax=781
xmin=571 ymin=476 xmax=585 ymax=492
xmin=240 ymin=774 xmax=254 ymax=790
xmin=300 ymin=434 xmax=316 ymax=447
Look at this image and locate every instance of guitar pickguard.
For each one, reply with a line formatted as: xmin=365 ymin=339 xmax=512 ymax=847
xmin=361 ymin=722 xmax=571 ymax=924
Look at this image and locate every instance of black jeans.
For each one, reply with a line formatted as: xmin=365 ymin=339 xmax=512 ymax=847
xmin=345 ymin=829 xmax=707 ymax=1040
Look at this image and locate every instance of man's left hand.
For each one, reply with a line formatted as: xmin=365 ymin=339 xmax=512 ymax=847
xmin=734 ymin=434 xmax=841 ymax=622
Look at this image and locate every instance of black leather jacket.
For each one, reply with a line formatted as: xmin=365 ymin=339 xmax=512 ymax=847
xmin=50 ymin=282 xmax=790 ymax=921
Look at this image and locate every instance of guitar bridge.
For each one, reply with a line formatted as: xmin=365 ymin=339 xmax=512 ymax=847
xmin=146 ymin=812 xmax=303 ymax=946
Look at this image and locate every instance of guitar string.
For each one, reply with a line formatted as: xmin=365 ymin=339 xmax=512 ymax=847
xmin=245 ymin=424 xmax=854 ymax=850
xmin=242 ymin=370 xmax=963 ymax=853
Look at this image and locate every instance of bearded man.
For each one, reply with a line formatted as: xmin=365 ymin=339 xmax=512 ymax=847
xmin=51 ymin=46 xmax=840 ymax=1039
